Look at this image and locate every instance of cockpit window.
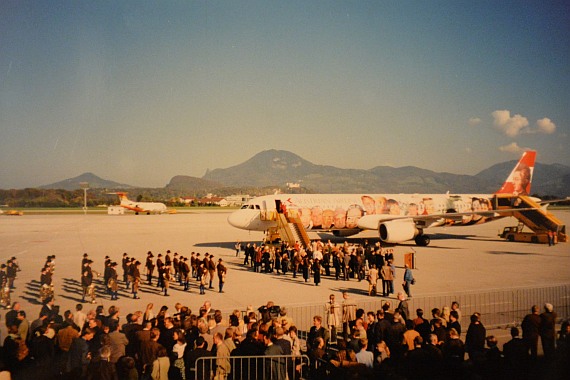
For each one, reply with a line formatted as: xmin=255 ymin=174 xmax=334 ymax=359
xmin=240 ymin=205 xmax=248 ymax=209
xmin=255 ymin=205 xmax=260 ymax=210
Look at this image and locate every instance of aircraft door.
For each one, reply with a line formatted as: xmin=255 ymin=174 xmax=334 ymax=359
xmin=261 ymin=200 xmax=277 ymax=221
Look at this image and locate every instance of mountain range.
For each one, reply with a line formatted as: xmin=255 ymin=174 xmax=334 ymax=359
xmin=40 ymin=150 xmax=570 ymax=196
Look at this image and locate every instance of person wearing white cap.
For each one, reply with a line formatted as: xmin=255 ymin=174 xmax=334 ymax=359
xmin=540 ymin=303 xmax=557 ymax=360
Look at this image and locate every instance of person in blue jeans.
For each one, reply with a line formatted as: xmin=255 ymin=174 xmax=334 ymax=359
xmin=403 ymin=263 xmax=414 ymax=298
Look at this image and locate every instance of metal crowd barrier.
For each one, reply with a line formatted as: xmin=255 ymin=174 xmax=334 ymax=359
xmin=223 ymin=283 xmax=569 ymax=333
xmin=193 ymin=354 xmax=310 ymax=380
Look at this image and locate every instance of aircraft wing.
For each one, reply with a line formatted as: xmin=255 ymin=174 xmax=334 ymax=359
xmin=538 ymin=197 xmax=570 ymax=205
xmin=357 ymin=207 xmax=539 ymax=230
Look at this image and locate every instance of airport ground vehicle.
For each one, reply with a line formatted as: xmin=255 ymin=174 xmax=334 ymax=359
xmin=499 ymin=225 xmax=548 ymax=243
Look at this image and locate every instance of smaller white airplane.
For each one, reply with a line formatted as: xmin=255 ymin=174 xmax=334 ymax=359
xmin=111 ymin=192 xmax=167 ymax=214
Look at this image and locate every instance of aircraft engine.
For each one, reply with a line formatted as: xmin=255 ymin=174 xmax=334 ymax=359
xmin=379 ymin=220 xmax=419 ymax=243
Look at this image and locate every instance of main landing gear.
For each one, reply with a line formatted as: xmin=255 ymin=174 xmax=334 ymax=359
xmin=415 ymin=234 xmax=430 ymax=246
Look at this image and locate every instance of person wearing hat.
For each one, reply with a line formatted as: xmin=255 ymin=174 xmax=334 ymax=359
xmin=172 ymin=252 xmax=180 ymax=284
xmin=162 ymin=264 xmax=171 ymax=296
xmin=127 ymin=258 xmax=136 ymax=292
xmin=180 ymin=257 xmax=190 ymax=291
xmin=39 ymin=266 xmax=54 ymax=304
xmin=81 ymin=260 xmax=96 ymax=304
xmin=156 ymin=254 xmax=164 ymax=288
xmin=132 ymin=261 xmax=141 ymax=299
xmin=198 ymin=262 xmax=207 ymax=295
xmin=145 ymin=251 xmax=155 ymax=285
xmin=207 ymin=254 xmax=216 ymax=289
xmin=6 ymin=259 xmax=17 ymax=290
xmin=10 ymin=256 xmax=21 ymax=273
xmin=216 ymin=258 xmax=227 ymax=293
xmin=103 ymin=257 xmax=112 ymax=295
xmin=45 ymin=255 xmax=55 ymax=273
xmin=81 ymin=253 xmax=89 ymax=274
xmin=202 ymin=254 xmax=210 ymax=287
xmin=0 ymin=264 xmax=10 ymax=308
xmin=121 ymin=253 xmax=130 ymax=288
xmin=108 ymin=262 xmax=119 ymax=300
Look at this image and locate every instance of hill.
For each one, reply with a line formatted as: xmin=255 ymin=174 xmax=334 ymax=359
xmin=39 ymin=172 xmax=134 ymax=191
xmin=165 ymin=176 xmax=224 ymax=192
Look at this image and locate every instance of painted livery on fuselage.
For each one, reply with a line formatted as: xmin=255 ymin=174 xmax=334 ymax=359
xmin=228 ymin=151 xmax=538 ymax=246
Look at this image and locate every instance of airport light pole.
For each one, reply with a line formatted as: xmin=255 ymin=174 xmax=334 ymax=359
xmin=80 ymin=182 xmax=89 ymax=215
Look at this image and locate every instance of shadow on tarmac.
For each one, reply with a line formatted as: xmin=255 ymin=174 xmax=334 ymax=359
xmin=195 ymin=242 xmax=235 ymax=249
xmin=486 ymin=250 xmax=543 ymax=256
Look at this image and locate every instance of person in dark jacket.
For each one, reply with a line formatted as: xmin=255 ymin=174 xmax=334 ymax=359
xmin=67 ymin=327 xmax=95 ymax=379
xmin=184 ymin=336 xmax=213 ymax=380
xmin=521 ymin=305 xmax=541 ymax=360
xmin=312 ymin=259 xmax=321 ymax=286
xmin=465 ymin=313 xmax=486 ymax=360
xmin=87 ymin=346 xmax=118 ymax=380
xmin=540 ymin=303 xmax=557 ymax=360
xmin=502 ymin=327 xmax=529 ymax=378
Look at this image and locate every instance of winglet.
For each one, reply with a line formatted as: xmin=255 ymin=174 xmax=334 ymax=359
xmin=495 ymin=150 xmax=536 ymax=195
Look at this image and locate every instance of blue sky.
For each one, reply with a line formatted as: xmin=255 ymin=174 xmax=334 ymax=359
xmin=1 ymin=1 xmax=568 ymax=188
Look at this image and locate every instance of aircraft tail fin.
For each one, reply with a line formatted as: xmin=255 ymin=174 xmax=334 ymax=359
xmin=113 ymin=192 xmax=130 ymax=204
xmin=495 ymin=150 xmax=536 ymax=195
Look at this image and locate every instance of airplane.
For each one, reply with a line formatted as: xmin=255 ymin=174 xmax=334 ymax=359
xmin=228 ymin=150 xmax=545 ymax=246
xmin=111 ymin=192 xmax=168 ymax=214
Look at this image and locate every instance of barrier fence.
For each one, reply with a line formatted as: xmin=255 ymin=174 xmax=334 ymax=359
xmin=225 ymin=283 xmax=569 ymax=333
xmin=194 ymin=354 xmax=310 ymax=380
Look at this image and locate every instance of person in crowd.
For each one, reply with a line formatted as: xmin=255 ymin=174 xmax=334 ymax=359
xmin=355 ymin=338 xmax=374 ymax=368
xmin=216 ymin=258 xmax=227 ymax=293
xmin=81 ymin=260 xmax=97 ymax=304
xmin=307 ymin=315 xmax=329 ymax=352
xmin=213 ymin=332 xmax=231 ymax=380
xmin=540 ymin=302 xmax=557 ymax=360
xmin=402 ymin=263 xmax=414 ymax=298
xmin=367 ymin=264 xmax=379 ymax=296
xmin=342 ymin=291 xmax=357 ymax=340
xmin=521 ymin=304 xmax=541 ymax=360
xmin=150 ymin=346 xmax=170 ymax=380
xmin=503 ymin=327 xmax=529 ymax=378
xmin=465 ymin=313 xmax=486 ymax=360
xmin=184 ymin=336 xmax=212 ymax=380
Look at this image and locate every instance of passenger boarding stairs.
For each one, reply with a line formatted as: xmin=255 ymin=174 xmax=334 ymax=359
xmin=494 ymin=195 xmax=567 ymax=242
xmin=275 ymin=212 xmax=311 ymax=250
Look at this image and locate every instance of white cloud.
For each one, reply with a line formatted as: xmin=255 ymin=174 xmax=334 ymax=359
xmin=468 ymin=117 xmax=481 ymax=127
xmin=536 ymin=117 xmax=556 ymax=134
xmin=498 ymin=142 xmax=530 ymax=153
xmin=492 ymin=110 xmax=529 ymax=137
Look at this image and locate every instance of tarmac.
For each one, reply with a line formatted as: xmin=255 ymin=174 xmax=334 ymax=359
xmin=1 ymin=209 xmax=569 ymax=342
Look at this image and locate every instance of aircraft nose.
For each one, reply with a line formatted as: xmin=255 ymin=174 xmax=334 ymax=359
xmin=227 ymin=211 xmax=244 ymax=229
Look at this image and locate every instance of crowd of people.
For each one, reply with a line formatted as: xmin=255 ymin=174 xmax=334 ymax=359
xmin=313 ymin=298 xmax=568 ymax=380
xmin=0 ymin=241 xmax=566 ymax=379
xmin=238 ymin=239 xmax=415 ymax=298
xmin=64 ymin=251 xmax=229 ymax=306
xmin=0 ymin=283 xmax=568 ymax=380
